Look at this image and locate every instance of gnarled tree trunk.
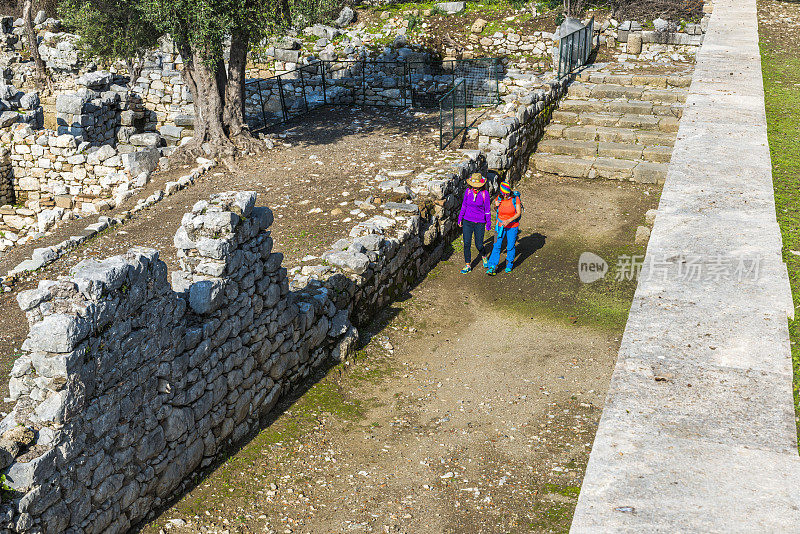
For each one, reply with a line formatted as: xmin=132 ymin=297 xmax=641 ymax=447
xmin=172 ymin=30 xmax=262 ymax=164
xmin=223 ymin=26 xmax=249 ymax=137
xmin=23 ymin=0 xmax=47 ymax=86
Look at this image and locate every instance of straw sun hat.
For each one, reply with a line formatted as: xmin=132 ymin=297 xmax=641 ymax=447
xmin=466 ymin=173 xmax=486 ymax=189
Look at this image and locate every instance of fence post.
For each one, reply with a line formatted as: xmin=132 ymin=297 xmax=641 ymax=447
xmin=494 ymin=58 xmax=499 ymax=105
xmin=322 ymin=61 xmax=327 ymax=105
xmin=463 ymin=80 xmax=467 ymax=137
xmin=404 ymin=61 xmax=409 ymax=108
xmin=256 ymin=81 xmax=266 ymax=130
xmin=277 ymin=75 xmax=288 ymax=122
xmin=570 ymin=33 xmax=577 ymax=73
xmin=439 ymin=100 xmax=444 ymax=150
xmin=452 ymin=85 xmax=456 ymax=143
xmin=299 ymin=67 xmax=308 ymax=114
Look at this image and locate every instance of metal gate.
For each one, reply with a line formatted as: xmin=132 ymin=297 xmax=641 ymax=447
xmin=557 ymin=17 xmax=595 ymax=79
xmin=439 ymin=79 xmax=468 ymax=150
xmin=244 ymin=57 xmax=503 ymax=133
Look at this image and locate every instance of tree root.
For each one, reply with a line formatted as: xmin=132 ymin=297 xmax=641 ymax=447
xmin=164 ymin=130 xmax=267 ymax=170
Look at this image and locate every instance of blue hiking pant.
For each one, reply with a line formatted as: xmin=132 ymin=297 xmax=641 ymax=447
xmin=462 ymin=220 xmax=486 ymax=264
xmin=487 ymin=225 xmax=519 ymax=270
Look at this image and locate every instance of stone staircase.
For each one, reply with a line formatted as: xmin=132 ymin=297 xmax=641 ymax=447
xmin=534 ymin=69 xmax=692 ymax=183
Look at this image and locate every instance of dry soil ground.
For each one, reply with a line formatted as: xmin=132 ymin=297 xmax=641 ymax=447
xmin=142 ymin=172 xmax=660 ymax=534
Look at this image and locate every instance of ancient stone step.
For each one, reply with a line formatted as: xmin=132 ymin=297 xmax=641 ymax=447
xmin=537 ymin=139 xmax=670 ymax=164
xmin=574 ymin=71 xmax=693 ymax=89
xmin=537 ymin=139 xmax=598 ymax=158
xmin=566 ymin=82 xmax=688 ymax=104
xmin=533 ymin=153 xmax=669 ymax=183
xmin=559 ymin=99 xmax=683 ymax=118
xmin=552 ymin=110 xmax=680 ymax=132
xmin=544 ymin=125 xmax=677 ymax=147
xmin=597 ymin=141 xmax=644 ymax=160
xmin=642 ymin=145 xmax=674 ymax=163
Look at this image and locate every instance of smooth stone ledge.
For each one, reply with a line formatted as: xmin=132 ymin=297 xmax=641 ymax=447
xmin=571 ymin=0 xmax=800 ymax=530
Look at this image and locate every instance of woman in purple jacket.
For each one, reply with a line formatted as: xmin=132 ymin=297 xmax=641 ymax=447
xmin=457 ymin=173 xmax=492 ymax=273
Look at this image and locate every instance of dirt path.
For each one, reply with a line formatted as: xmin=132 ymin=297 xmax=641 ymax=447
xmin=143 ymin=173 xmax=659 ymax=534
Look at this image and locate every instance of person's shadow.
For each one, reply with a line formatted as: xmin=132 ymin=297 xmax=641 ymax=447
xmin=474 ymin=232 xmax=547 ymax=270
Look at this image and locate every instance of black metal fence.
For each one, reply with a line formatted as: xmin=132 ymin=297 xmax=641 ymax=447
xmin=439 ymin=79 xmax=467 ymax=150
xmin=244 ymin=57 xmax=503 ymax=132
xmin=557 ymin=17 xmax=595 ymax=80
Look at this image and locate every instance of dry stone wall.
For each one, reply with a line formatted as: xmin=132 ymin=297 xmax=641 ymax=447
xmin=0 ymin=191 xmax=357 ymax=533
xmin=132 ymin=41 xmax=195 ymax=145
xmin=597 ymin=6 xmax=714 ymax=61
xmin=0 ymin=148 xmax=487 ymax=532
xmin=478 ymin=77 xmax=566 ymax=180
xmin=294 ymin=152 xmax=487 ymax=327
xmin=0 ymin=70 xmax=163 ymax=251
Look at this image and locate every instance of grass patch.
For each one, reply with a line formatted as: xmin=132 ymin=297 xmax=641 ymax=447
xmin=543 ymin=483 xmax=581 ymax=498
xmin=345 ymin=349 xmax=399 ymax=385
xmin=760 ymin=14 xmax=800 ymax=445
xmin=483 ymin=235 xmax=644 ymax=332
xmin=528 ymin=502 xmax=573 ymax=532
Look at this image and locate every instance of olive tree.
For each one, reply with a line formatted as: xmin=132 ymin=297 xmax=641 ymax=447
xmin=23 ymin=0 xmax=47 ymax=84
xmin=136 ymin=0 xmax=274 ymax=157
xmin=61 ymin=0 xmax=289 ymax=159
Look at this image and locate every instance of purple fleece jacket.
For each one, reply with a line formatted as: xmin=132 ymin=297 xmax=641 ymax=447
xmin=458 ymin=189 xmax=491 ymax=231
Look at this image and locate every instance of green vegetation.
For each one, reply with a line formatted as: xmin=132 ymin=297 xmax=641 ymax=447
xmin=529 ymin=502 xmax=572 ymax=532
xmin=760 ymin=23 xmax=800 ymax=444
xmin=159 ymin=338 xmax=401 ymax=517
xmin=167 ymin=372 xmax=367 ymax=514
xmin=0 ymin=475 xmax=13 ymax=503
xmin=59 ymin=0 xmax=160 ymax=78
xmin=544 ymin=483 xmax=581 ymax=498
xmin=487 ymin=235 xmax=646 ymax=332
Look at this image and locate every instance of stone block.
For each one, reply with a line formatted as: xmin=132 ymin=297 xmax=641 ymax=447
xmin=435 ymin=1 xmax=465 ymax=13
xmin=160 ymin=124 xmax=183 ymax=141
xmin=189 ymin=278 xmax=224 ymax=315
xmin=55 ymin=93 xmax=86 ymax=115
xmin=122 ymin=147 xmax=159 ymax=177
xmin=634 ymin=224 xmax=651 ymax=244
xmin=633 ymin=162 xmax=668 ymax=184
xmin=129 ymin=132 xmax=162 ymax=147
xmin=25 ymin=314 xmax=91 ymax=353
xmin=533 ymin=154 xmax=593 ymax=178
xmin=593 ymin=157 xmax=636 ymax=180
xmin=76 ymin=71 xmax=112 ymax=89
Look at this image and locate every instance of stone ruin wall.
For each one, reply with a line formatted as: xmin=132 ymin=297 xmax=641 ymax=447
xmin=0 ymin=143 xmax=486 ymax=532
xmin=479 ymin=78 xmax=566 ymax=180
xmin=0 ymin=191 xmax=358 ymax=533
xmin=0 ymin=71 xmax=163 ymax=247
xmin=596 ymin=2 xmax=714 ymax=60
